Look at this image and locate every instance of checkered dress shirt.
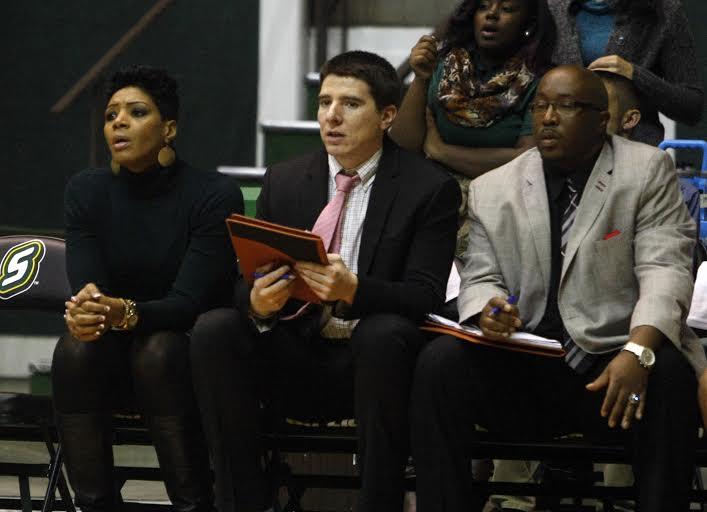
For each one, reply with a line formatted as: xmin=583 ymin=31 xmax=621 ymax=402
xmin=319 ymin=149 xmax=381 ymax=339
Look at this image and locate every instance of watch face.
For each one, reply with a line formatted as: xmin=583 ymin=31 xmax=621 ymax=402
xmin=640 ymin=349 xmax=656 ymax=367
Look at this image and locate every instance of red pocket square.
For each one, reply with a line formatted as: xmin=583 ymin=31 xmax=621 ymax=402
xmin=603 ymin=229 xmax=621 ymax=240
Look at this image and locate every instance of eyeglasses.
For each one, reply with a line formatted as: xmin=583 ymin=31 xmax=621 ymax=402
xmin=529 ymin=100 xmax=603 ymax=117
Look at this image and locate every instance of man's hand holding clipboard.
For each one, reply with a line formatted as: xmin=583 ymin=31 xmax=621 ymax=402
xmin=295 ymin=254 xmax=358 ymax=305
xmin=226 ymin=214 xmax=329 ymax=304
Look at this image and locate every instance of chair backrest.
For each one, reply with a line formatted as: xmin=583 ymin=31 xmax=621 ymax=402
xmin=0 ymin=236 xmax=70 ymax=312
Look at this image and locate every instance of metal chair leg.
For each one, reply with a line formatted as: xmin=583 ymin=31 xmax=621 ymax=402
xmin=41 ymin=424 xmax=76 ymax=512
xmin=695 ymin=466 xmax=707 ymax=512
xmin=56 ymin=469 xmax=76 ymax=512
xmin=19 ymin=475 xmax=32 ymax=512
xmin=42 ymin=443 xmax=66 ymax=512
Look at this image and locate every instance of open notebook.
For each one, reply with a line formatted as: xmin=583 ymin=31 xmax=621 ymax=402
xmin=422 ymin=313 xmax=565 ymax=358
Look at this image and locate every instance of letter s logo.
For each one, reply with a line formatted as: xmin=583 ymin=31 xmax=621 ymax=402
xmin=0 ymin=240 xmax=46 ymax=300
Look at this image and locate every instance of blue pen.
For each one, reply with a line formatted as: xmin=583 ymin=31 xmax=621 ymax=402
xmin=491 ymin=294 xmax=518 ymax=316
xmin=253 ymin=272 xmax=294 ymax=281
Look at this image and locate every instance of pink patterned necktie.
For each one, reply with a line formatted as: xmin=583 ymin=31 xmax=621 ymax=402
xmin=311 ymin=172 xmax=361 ymax=253
xmin=280 ymin=172 xmax=359 ymax=322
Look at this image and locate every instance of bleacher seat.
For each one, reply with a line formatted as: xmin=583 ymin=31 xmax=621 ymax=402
xmin=217 ymin=166 xmax=265 ymax=217
xmin=261 ymin=120 xmax=322 ymax=166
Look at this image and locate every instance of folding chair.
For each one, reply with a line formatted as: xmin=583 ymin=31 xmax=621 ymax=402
xmin=0 ymin=235 xmax=75 ymax=512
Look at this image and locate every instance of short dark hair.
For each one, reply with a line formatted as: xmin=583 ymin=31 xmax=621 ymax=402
xmin=319 ymin=51 xmax=402 ymax=110
xmin=106 ymin=65 xmax=179 ymax=121
xmin=596 ymin=70 xmax=644 ymax=115
xmin=440 ymin=0 xmax=556 ymax=75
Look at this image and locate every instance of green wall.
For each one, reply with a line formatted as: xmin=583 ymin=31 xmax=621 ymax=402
xmin=1 ymin=1 xmax=259 ymax=235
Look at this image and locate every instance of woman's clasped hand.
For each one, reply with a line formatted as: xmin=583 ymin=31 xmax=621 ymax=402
xmin=64 ymin=283 xmax=127 ymax=342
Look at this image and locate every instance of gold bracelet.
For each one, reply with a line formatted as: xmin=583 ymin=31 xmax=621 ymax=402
xmin=113 ymin=298 xmax=139 ymax=331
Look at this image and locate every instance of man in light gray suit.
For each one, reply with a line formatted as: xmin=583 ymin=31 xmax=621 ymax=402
xmin=411 ymin=66 xmax=704 ymax=512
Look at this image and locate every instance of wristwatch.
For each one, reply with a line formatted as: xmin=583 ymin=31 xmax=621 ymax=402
xmin=622 ymin=341 xmax=656 ymax=370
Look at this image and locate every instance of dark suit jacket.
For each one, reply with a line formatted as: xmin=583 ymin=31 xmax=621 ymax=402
xmin=235 ymin=136 xmax=461 ymax=332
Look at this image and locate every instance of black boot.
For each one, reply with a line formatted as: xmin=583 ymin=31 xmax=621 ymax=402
xmin=144 ymin=414 xmax=215 ymax=512
xmin=56 ymin=413 xmax=120 ymax=512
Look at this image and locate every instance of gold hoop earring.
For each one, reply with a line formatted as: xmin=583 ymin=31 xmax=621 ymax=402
xmin=158 ymin=144 xmax=176 ymax=167
xmin=110 ymin=159 xmax=121 ymax=175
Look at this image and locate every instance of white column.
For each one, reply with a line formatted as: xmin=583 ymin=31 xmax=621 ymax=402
xmin=257 ymin=0 xmax=307 ymax=166
xmin=659 ymin=114 xmax=677 ymax=160
xmin=659 ymin=114 xmax=676 ymax=141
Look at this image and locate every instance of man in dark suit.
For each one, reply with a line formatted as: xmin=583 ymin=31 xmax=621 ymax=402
xmin=190 ymin=51 xmax=460 ymax=512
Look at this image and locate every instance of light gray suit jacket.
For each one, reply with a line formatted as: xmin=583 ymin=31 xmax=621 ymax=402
xmin=458 ymin=135 xmax=706 ymax=375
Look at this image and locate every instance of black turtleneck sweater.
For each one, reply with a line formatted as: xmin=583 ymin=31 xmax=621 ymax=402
xmin=64 ymin=160 xmax=243 ymax=333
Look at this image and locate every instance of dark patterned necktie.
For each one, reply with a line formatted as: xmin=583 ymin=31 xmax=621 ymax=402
xmin=560 ymin=179 xmax=578 ymax=258
xmin=558 ymin=178 xmax=594 ymax=373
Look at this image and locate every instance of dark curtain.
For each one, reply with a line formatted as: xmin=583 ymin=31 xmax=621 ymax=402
xmin=0 ymin=0 xmax=259 ymax=235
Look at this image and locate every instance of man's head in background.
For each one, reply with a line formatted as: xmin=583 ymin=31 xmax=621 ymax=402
xmin=597 ymin=70 xmax=642 ymax=140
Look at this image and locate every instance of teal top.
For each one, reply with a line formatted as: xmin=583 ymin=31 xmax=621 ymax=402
xmin=427 ymin=57 xmax=538 ymax=149
xmin=576 ymin=0 xmax=616 ymax=66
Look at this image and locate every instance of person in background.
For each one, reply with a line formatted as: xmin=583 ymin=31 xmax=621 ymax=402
xmin=390 ymin=0 xmax=555 ymax=257
xmin=598 ymin=69 xmax=702 ymax=267
xmin=598 ymin=71 xmax=642 ymax=139
xmin=54 ymin=65 xmax=243 ymax=512
xmin=392 ymin=2 xmax=555 ymax=508
xmin=411 ymin=65 xmax=703 ymax=512
xmin=549 ymin=0 xmax=703 ymax=146
xmin=391 ymin=2 xmax=555 ymax=509
xmin=189 ymin=51 xmax=460 ymax=512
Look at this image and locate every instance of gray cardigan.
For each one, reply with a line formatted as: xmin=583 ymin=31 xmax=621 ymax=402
xmin=549 ymin=0 xmax=704 ymax=145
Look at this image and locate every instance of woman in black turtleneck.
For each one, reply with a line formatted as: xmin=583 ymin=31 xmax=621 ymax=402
xmin=52 ymin=65 xmax=243 ymax=512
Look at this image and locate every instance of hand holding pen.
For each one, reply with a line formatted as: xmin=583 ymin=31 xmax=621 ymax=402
xmin=249 ymin=263 xmax=296 ymax=318
xmin=491 ymin=295 xmax=517 ymax=316
xmin=479 ymin=295 xmax=521 ymax=341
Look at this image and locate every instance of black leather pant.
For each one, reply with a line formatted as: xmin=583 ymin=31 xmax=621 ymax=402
xmin=52 ymin=330 xmax=213 ymax=512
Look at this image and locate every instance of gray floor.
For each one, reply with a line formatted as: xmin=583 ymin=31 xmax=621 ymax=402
xmin=0 ymin=378 xmax=169 ymax=505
